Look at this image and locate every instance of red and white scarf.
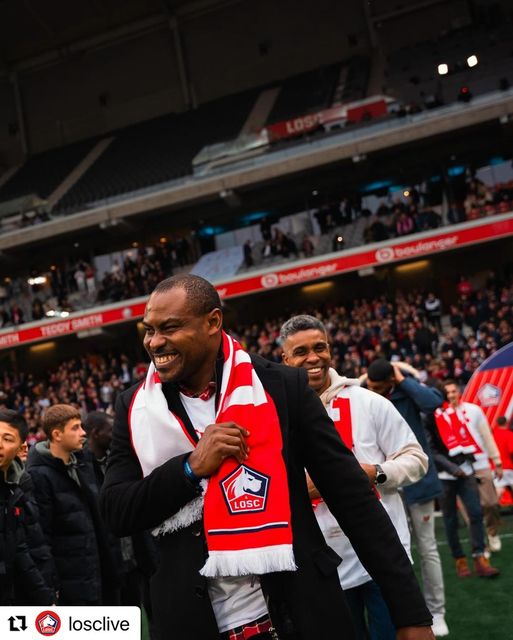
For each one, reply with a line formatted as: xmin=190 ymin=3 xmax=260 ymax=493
xmin=129 ymin=332 xmax=295 ymax=578
xmin=434 ymin=402 xmax=482 ymax=457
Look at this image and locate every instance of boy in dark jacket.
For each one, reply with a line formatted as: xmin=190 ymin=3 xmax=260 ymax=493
xmin=27 ymin=404 xmax=112 ymax=605
xmin=0 ymin=409 xmax=54 ymax=605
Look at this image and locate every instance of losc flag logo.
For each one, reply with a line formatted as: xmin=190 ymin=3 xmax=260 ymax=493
xmin=375 ymin=247 xmax=395 ymax=262
xmin=221 ymin=464 xmax=269 ymax=514
xmin=35 ymin=611 xmax=61 ymax=636
xmin=477 ymin=383 xmax=501 ymax=407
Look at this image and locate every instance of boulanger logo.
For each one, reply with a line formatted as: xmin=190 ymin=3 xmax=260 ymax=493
xmin=35 ymin=611 xmax=61 ymax=636
xmin=220 ymin=464 xmax=269 ymax=514
xmin=261 ymin=273 xmax=279 ymax=288
xmin=375 ymin=247 xmax=395 ymax=262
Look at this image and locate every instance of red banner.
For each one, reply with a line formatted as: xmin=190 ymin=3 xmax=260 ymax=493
xmin=0 ymin=301 xmax=146 ymax=349
xmin=215 ymin=214 xmax=513 ymax=299
xmin=1 ymin=214 xmax=512 ymax=349
xmin=265 ymin=96 xmax=393 ymax=142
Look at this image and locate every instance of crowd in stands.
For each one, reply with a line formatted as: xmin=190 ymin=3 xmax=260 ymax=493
xmin=0 ymin=170 xmax=511 ymax=329
xmin=233 ymin=270 xmax=513 ymax=386
xmin=1 ymin=268 xmax=511 ymax=440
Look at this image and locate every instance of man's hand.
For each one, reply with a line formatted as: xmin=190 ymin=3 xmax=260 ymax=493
xmin=495 ymin=463 xmax=504 ymax=480
xmin=392 ymin=364 xmax=405 ymax=384
xmin=397 ymin=626 xmax=435 ymax=640
xmin=306 ymin=473 xmax=321 ymax=500
xmin=360 ymin=463 xmax=377 ymax=484
xmin=453 ymin=468 xmax=467 ymax=478
xmin=188 ymin=422 xmax=250 ymax=477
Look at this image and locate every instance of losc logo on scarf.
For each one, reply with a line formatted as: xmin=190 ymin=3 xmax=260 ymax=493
xmin=477 ymin=383 xmax=501 ymax=407
xmin=35 ymin=610 xmax=61 ymax=636
xmin=221 ymin=464 xmax=269 ymax=514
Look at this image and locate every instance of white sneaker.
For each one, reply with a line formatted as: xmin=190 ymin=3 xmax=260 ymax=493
xmin=488 ymin=534 xmax=502 ymax=552
xmin=432 ymin=614 xmax=449 ymax=637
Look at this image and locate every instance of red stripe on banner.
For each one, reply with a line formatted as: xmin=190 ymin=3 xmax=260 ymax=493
xmin=216 ymin=215 xmax=513 ymax=301
xmin=491 ymin=369 xmax=513 ymax=427
xmin=463 ymin=370 xmax=487 ymax=405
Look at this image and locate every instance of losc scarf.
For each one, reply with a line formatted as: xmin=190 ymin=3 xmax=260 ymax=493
xmin=129 ymin=331 xmax=295 ymax=578
xmin=434 ymin=403 xmax=482 ymax=457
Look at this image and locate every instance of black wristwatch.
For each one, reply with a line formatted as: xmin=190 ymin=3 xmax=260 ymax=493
xmin=374 ymin=464 xmax=387 ymax=485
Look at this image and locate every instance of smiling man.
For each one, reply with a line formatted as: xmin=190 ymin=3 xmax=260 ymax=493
xmin=101 ymin=274 xmax=435 ymax=640
xmin=281 ymin=315 xmax=429 ymax=640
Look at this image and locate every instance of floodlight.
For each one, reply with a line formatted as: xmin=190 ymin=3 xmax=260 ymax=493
xmin=437 ymin=63 xmax=448 ymax=75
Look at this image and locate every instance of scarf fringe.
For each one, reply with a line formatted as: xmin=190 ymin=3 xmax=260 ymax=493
xmin=199 ymin=544 xmax=296 ymax=578
xmin=151 ymin=489 xmax=206 ymax=536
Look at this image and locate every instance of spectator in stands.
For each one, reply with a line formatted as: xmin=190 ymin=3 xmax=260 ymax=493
xmin=101 ymin=274 xmax=434 ymax=640
xmin=364 ymin=215 xmax=389 ymax=243
xmin=74 ymin=262 xmax=86 ymax=293
xmin=259 ymin=216 xmax=272 ymax=241
xmin=424 ymin=293 xmax=442 ymax=331
xmin=332 ymin=232 xmax=345 ymax=252
xmin=302 ymin=234 xmax=315 ymax=258
xmin=84 ymin=262 xmax=96 ymax=298
xmin=27 ymin=404 xmax=114 ymax=604
xmin=243 ymin=240 xmax=254 ymax=268
xmin=281 ymin=315 xmax=428 ymax=640
xmin=0 ymin=410 xmax=54 ymax=606
xmin=396 ymin=210 xmax=415 ymax=236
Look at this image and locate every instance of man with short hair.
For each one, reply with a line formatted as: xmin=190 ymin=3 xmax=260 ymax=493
xmin=366 ymin=358 xmax=449 ymax=637
xmin=423 ymin=382 xmax=500 ymax=579
xmin=27 ymin=404 xmax=112 ymax=604
xmin=281 ymin=315 xmax=428 ymax=640
xmin=0 ymin=409 xmax=54 ymax=605
xmin=443 ymin=381 xmax=503 ymax=554
xmin=102 ymin=274 xmax=435 ymax=640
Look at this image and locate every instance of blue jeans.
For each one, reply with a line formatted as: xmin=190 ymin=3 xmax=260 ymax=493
xmin=439 ymin=476 xmax=486 ymax=558
xmin=343 ymin=580 xmax=396 ymax=640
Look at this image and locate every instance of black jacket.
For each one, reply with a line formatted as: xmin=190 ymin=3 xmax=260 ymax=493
xmin=26 ymin=443 xmax=109 ymax=604
xmin=0 ymin=461 xmax=54 ymax=605
xmin=101 ymin=355 xmax=431 ymax=640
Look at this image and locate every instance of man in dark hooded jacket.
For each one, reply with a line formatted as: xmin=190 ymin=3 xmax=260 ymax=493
xmin=27 ymin=404 xmax=113 ymax=604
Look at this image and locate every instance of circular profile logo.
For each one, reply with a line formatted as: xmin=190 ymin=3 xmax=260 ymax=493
xmin=35 ymin=611 xmax=61 ymax=636
xmin=375 ymin=247 xmax=395 ymax=263
xmin=122 ymin=306 xmax=133 ymax=319
xmin=260 ymin=273 xmax=279 ymax=289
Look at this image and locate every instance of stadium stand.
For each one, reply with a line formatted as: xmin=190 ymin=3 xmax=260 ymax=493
xmin=0 ymin=138 xmax=97 ymax=204
xmin=265 ymin=62 xmax=342 ymax=125
xmin=55 ymin=89 xmax=259 ymax=214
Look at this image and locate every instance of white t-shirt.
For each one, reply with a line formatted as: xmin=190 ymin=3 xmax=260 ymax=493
xmin=314 ymin=385 xmax=425 ymax=590
xmin=179 ymin=393 xmax=268 ymax=633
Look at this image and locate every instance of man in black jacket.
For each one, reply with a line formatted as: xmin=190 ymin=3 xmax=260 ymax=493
xmin=27 ymin=404 xmax=113 ymax=605
xmin=101 ymin=274 xmax=434 ymax=640
xmin=0 ymin=409 xmax=53 ymax=605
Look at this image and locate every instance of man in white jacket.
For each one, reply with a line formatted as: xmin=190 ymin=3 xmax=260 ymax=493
xmin=280 ymin=315 xmax=428 ymax=640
